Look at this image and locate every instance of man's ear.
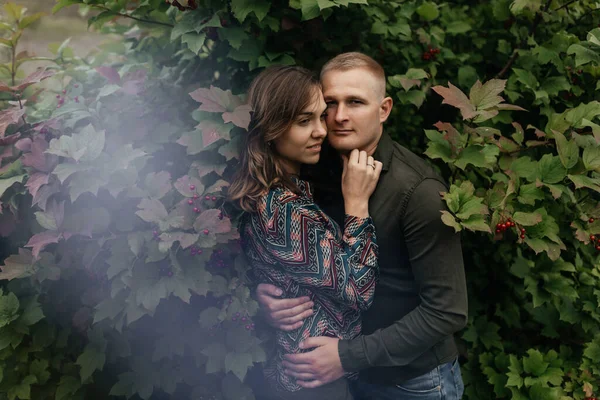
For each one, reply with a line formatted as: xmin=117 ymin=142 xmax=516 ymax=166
xmin=379 ymin=96 xmax=393 ymax=124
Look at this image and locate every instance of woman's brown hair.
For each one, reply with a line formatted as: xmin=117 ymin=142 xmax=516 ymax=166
xmin=228 ymin=65 xmax=321 ymax=212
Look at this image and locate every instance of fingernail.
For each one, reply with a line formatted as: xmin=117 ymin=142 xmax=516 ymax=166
xmin=275 ymin=289 xmax=282 ymax=296
xmin=299 ymin=341 xmax=304 ymax=349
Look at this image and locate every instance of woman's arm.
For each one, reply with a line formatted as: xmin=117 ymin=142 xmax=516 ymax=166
xmin=249 ymin=192 xmax=378 ymax=311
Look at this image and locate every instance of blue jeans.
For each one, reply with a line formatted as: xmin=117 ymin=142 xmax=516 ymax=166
xmin=350 ymin=358 xmax=464 ymax=400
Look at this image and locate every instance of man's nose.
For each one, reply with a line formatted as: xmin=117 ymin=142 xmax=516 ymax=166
xmin=334 ymin=105 xmax=348 ymax=123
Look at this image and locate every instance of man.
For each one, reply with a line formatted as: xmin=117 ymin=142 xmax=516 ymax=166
xmin=255 ymin=52 xmax=468 ymax=399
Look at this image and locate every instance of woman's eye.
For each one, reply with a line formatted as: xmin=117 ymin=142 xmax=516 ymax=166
xmin=298 ymin=119 xmax=309 ymax=125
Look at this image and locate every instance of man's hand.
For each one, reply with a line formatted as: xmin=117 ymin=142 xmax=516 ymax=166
xmin=256 ymin=283 xmax=314 ymax=331
xmin=282 ymin=337 xmax=344 ymax=388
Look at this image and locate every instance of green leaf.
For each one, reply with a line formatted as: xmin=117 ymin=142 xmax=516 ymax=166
xmin=231 ymin=0 xmax=271 ymax=22
xmin=52 ymin=0 xmax=81 ymax=14
xmin=76 ymin=344 xmax=106 ymax=382
xmin=541 ymin=76 xmax=570 ymax=97
xmin=0 ymin=249 xmax=34 ymax=281
xmin=202 ymin=342 xmax=227 ymax=374
xmin=181 ymin=32 xmax=206 ymax=55
xmin=136 ymin=198 xmax=168 ymax=224
xmin=52 ymin=163 xmax=89 ymax=184
xmin=446 ymin=21 xmax=471 ymax=34
xmin=567 ymin=44 xmax=600 ymax=67
xmin=397 ymin=90 xmax=426 ymax=108
xmin=46 ymin=124 xmax=105 ymax=162
xmin=18 ymin=295 xmax=44 ymax=326
xmin=9 ymin=375 xmax=37 ymax=400
xmin=523 ymin=349 xmax=549 ymax=376
xmin=469 ymin=79 xmax=506 ymax=110
xmin=225 ymin=352 xmax=254 ymax=382
xmin=512 ymin=68 xmax=539 ymax=90
xmin=455 ymin=145 xmax=499 ymax=170
xmin=568 ymin=174 xmax=600 ymax=192
xmin=456 ymin=197 xmax=488 ymax=220
xmin=511 ymin=157 xmax=537 ymax=181
xmin=583 ymin=146 xmax=600 ymax=172
xmin=583 ymin=338 xmax=600 ymax=361
xmin=441 ymin=210 xmax=461 ymax=232
xmin=537 ymin=154 xmax=566 ymax=184
xmin=220 ymin=27 xmax=248 ymax=50
xmin=518 ymin=183 xmax=544 ymax=205
xmin=0 ymin=291 xmax=20 ymax=328
xmin=553 ymin=131 xmax=579 ymax=169
xmin=55 ymin=376 xmax=81 ymax=400
xmin=461 ymin=215 xmax=492 ymax=233
xmin=0 ymin=174 xmax=26 ymax=198
xmin=416 ymin=2 xmax=439 ymax=21
xmin=513 ymin=211 xmax=542 ymax=226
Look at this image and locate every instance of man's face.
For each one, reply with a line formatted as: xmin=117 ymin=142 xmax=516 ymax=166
xmin=322 ymin=68 xmax=388 ymax=154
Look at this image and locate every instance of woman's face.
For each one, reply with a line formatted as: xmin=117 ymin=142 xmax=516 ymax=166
xmin=273 ymin=89 xmax=327 ymax=174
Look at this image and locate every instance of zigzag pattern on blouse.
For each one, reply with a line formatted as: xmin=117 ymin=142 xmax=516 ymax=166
xmin=240 ymin=178 xmax=379 ymax=393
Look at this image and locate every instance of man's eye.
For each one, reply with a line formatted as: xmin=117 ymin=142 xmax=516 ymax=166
xmin=320 ymin=113 xmax=328 ymax=119
xmin=350 ymin=100 xmax=362 ymax=104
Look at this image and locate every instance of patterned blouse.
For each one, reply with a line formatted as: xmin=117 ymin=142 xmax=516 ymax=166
xmin=240 ymin=178 xmax=379 ymax=392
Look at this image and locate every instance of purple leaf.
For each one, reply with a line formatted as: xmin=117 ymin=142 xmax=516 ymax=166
xmin=12 ymin=68 xmax=55 ymax=92
xmin=0 ymin=133 xmax=22 ymax=146
xmin=26 ymin=172 xmax=50 ymax=198
xmin=95 ymin=66 xmax=121 ymax=84
xmin=174 ymin=175 xmax=204 ymax=197
xmin=15 ymin=137 xmax=31 ymax=151
xmin=32 ymin=179 xmax=60 ymax=210
xmin=194 ymin=209 xmax=231 ymax=234
xmin=189 ymin=86 xmax=234 ymax=113
xmin=222 ymin=104 xmax=252 ymax=129
xmin=22 ymin=136 xmax=58 ymax=172
xmin=25 ymin=230 xmax=62 ymax=259
xmin=0 ymin=248 xmax=34 ymax=280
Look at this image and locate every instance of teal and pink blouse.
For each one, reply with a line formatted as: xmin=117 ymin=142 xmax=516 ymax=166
xmin=240 ymin=178 xmax=379 ymax=392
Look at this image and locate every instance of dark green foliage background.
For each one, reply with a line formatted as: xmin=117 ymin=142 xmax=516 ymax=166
xmin=0 ymin=0 xmax=599 ymax=399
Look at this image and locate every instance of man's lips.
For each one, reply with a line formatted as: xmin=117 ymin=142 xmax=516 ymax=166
xmin=331 ymin=129 xmax=353 ymax=135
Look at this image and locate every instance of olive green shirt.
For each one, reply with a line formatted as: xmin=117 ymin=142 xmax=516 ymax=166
xmin=309 ymin=133 xmax=468 ymax=385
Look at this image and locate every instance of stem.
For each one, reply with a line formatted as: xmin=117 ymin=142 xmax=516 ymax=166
xmin=95 ymin=6 xmax=174 ymax=28
xmin=11 ymin=44 xmax=16 ymax=86
xmin=495 ymin=0 xmax=553 ymax=79
xmin=576 ymin=6 xmax=600 ymax=23
xmin=553 ymin=0 xmax=578 ymax=11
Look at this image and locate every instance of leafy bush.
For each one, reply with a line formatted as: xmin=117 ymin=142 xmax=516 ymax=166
xmin=0 ymin=1 xmax=599 ymax=399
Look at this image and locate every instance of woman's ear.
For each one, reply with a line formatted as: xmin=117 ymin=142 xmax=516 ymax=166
xmin=379 ymin=96 xmax=393 ymax=124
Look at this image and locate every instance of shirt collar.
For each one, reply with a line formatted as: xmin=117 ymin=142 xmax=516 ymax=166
xmin=373 ymin=132 xmax=394 ymax=172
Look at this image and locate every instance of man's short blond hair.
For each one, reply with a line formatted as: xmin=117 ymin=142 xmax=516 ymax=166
xmin=320 ymin=52 xmax=386 ymax=98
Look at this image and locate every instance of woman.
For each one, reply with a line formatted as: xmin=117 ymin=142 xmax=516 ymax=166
xmin=229 ymin=66 xmax=382 ymax=400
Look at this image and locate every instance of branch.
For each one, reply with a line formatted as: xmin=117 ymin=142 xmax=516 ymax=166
xmin=575 ymin=6 xmax=600 ymax=23
xmin=95 ymin=6 xmax=174 ymax=28
xmin=495 ymin=0 xmax=553 ymax=79
xmin=553 ymin=0 xmax=578 ymax=11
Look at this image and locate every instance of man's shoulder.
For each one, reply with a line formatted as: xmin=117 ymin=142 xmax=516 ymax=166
xmin=387 ymin=141 xmax=446 ymax=190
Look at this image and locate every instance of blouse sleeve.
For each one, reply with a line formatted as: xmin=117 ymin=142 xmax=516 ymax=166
xmin=251 ymin=193 xmax=379 ymax=311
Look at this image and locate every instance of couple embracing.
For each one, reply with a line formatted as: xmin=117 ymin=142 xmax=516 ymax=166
xmin=228 ymin=52 xmax=468 ymax=400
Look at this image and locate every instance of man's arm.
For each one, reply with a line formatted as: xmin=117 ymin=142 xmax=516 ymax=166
xmin=338 ymin=178 xmax=468 ymax=371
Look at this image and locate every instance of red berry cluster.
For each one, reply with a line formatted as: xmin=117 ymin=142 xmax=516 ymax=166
xmin=189 ymin=245 xmax=203 ymax=256
xmin=422 ymin=45 xmax=440 ymax=61
xmin=584 ymin=397 xmax=598 ymax=400
xmin=495 ymin=218 xmax=526 ymax=239
xmin=209 ymin=249 xmax=229 ymax=269
xmin=55 ymin=89 xmax=80 ymax=109
xmin=231 ymin=311 xmax=255 ymax=331
xmin=166 ymin=0 xmax=197 ymax=11
xmin=152 ymin=229 xmax=160 ymax=241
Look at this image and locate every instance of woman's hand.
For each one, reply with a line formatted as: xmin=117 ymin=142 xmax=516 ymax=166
xmin=341 ymin=149 xmax=382 ymax=218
